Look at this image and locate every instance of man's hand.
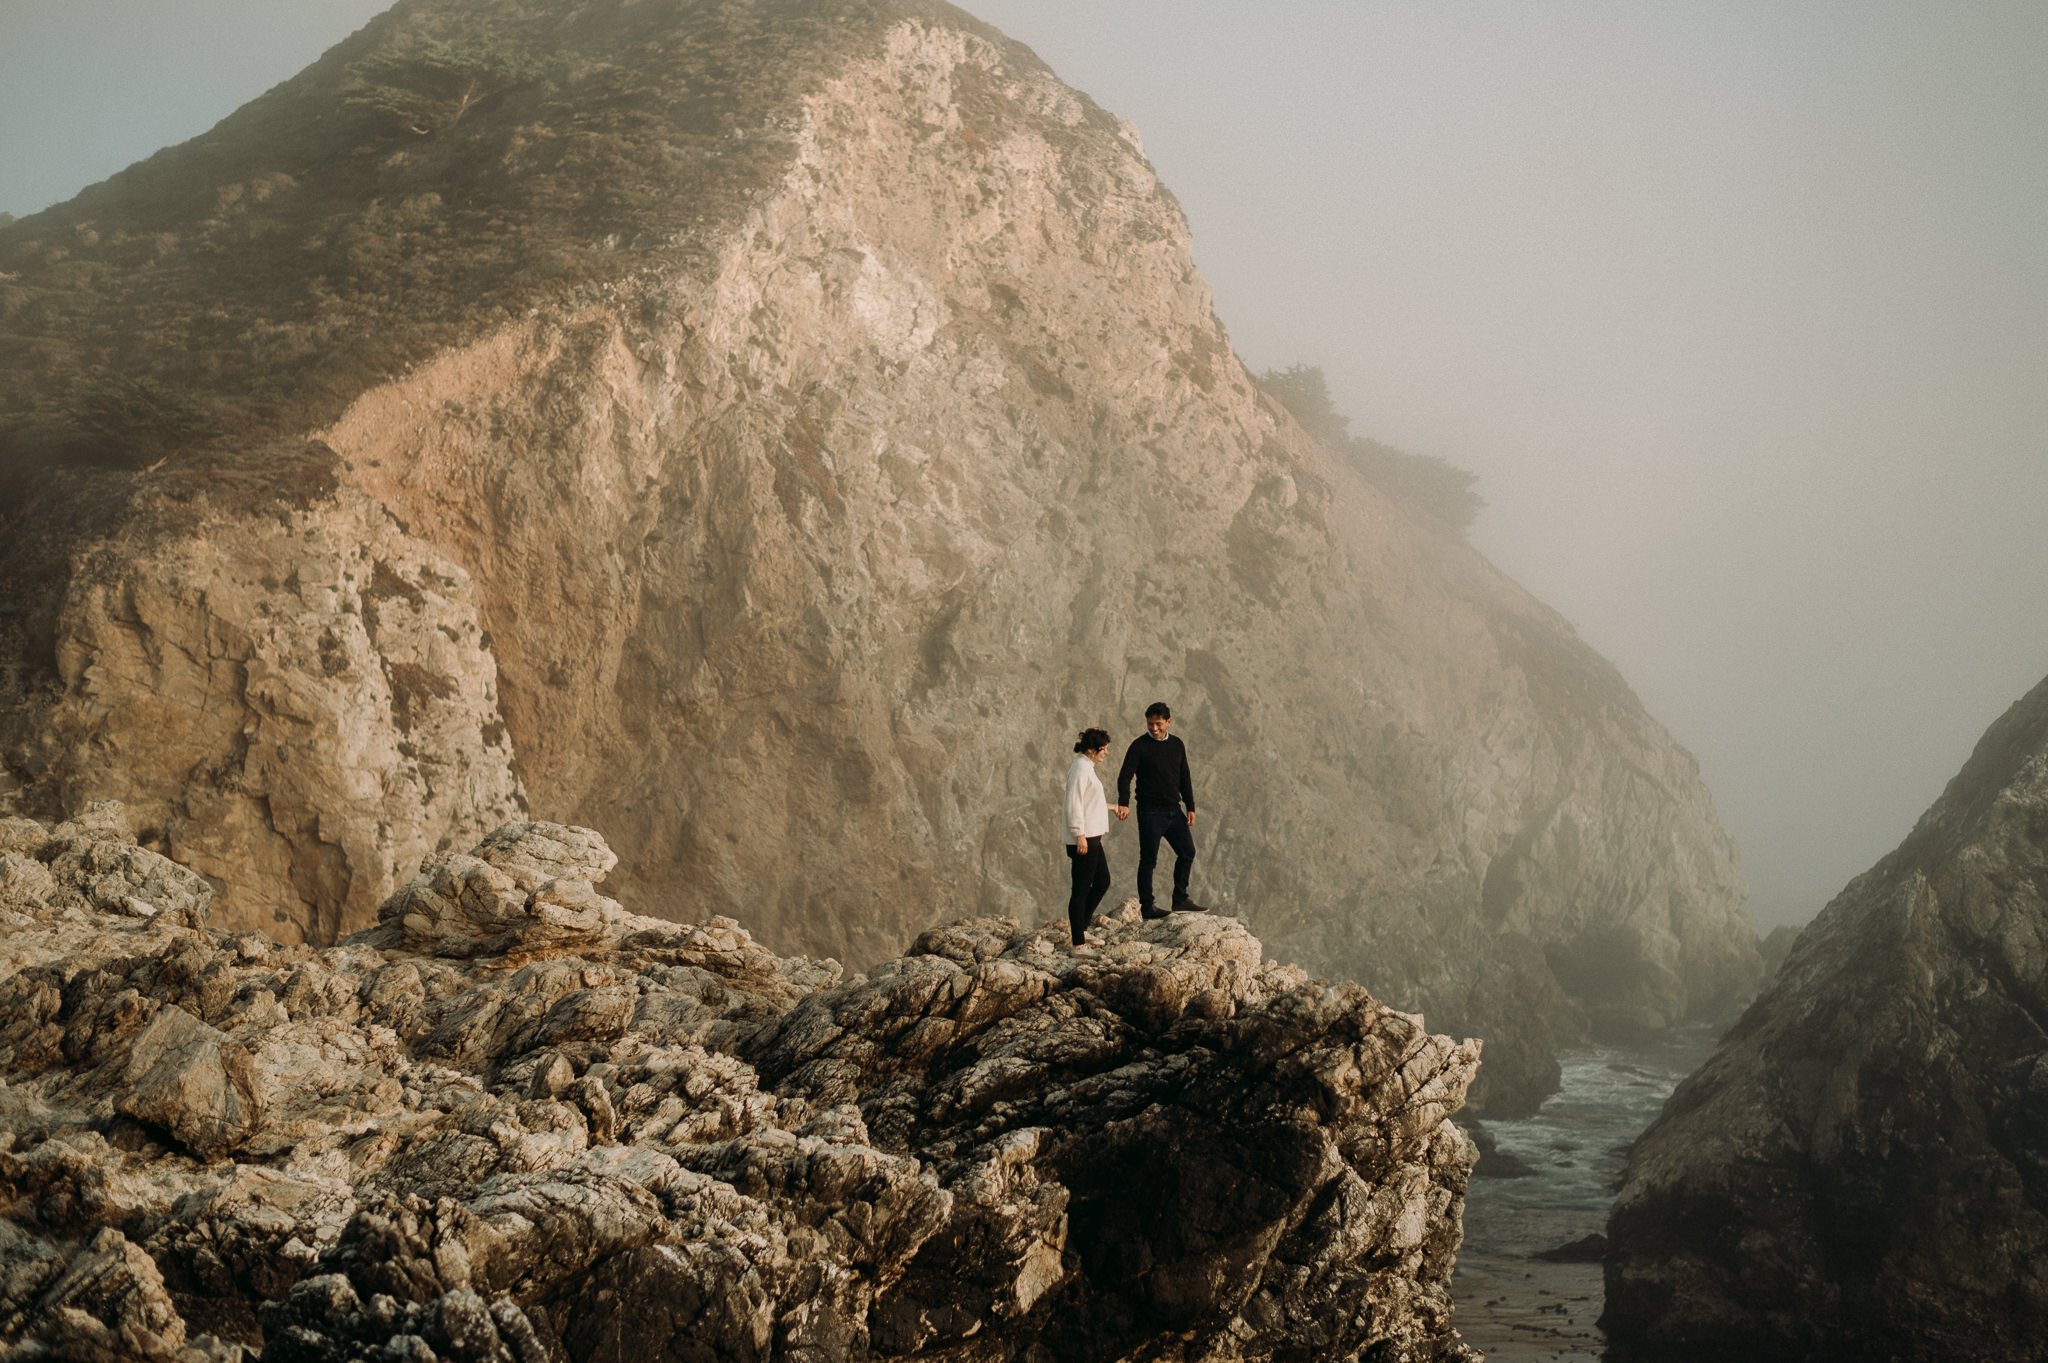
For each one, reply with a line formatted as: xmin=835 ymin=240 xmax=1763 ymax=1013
xmin=1113 ymin=805 xmax=1130 ymax=821
xmin=1186 ymin=809 xmax=1197 ymax=827
xmin=1076 ymin=835 xmax=1089 ymax=854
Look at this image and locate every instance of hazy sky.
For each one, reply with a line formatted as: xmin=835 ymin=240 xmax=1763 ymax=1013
xmin=4 ymin=2 xmax=2045 ymax=927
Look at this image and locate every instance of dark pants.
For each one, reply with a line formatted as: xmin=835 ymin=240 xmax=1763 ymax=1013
xmin=1066 ymin=840 xmax=1111 ymax=944
xmin=1136 ymin=805 xmax=1195 ymax=909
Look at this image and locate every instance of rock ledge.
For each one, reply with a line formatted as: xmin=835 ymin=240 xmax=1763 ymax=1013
xmin=1 ymin=816 xmax=1481 ymax=1362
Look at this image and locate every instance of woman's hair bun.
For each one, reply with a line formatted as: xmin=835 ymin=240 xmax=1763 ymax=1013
xmin=1074 ymin=726 xmax=1112 ymax=753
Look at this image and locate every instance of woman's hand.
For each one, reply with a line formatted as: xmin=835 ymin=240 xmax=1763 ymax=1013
xmin=1113 ymin=805 xmax=1130 ymax=821
xmin=1076 ymin=835 xmax=1089 ymax=854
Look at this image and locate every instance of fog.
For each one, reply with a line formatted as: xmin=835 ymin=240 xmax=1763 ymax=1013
xmin=6 ymin=1 xmax=2044 ymax=928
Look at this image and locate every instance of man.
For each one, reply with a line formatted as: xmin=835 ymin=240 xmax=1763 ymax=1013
xmin=1113 ymin=701 xmax=1208 ymax=918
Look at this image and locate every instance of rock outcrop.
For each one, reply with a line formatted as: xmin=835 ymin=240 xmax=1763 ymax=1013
xmin=35 ymin=490 xmax=523 ymax=944
xmin=0 ymin=814 xmax=1482 ymax=1361
xmin=1604 ymin=673 xmax=2048 ymax=1361
xmin=0 ymin=0 xmax=1756 ymax=1112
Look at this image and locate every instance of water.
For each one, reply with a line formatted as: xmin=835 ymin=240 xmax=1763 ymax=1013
xmin=1452 ymin=1027 xmax=1721 ymax=1361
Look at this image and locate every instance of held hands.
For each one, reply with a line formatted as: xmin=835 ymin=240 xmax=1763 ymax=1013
xmin=1100 ymin=806 xmax=1190 ymax=825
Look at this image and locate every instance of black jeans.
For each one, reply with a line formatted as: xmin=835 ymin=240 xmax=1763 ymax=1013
xmin=1066 ymin=839 xmax=1111 ymax=944
xmin=1136 ymin=805 xmax=1196 ymax=908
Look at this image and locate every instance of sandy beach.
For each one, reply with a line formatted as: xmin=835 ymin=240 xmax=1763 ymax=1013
xmin=1454 ymin=1255 xmax=1605 ymax=1362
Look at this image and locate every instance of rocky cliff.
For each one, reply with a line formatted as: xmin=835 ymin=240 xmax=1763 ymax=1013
xmin=1603 ymin=673 xmax=2048 ymax=1360
xmin=0 ymin=809 xmax=1480 ymax=1361
xmin=0 ymin=0 xmax=1756 ymax=1113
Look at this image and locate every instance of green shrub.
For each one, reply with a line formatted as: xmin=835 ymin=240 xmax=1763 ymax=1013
xmin=35 ymin=370 xmax=217 ymax=469
xmin=343 ymin=39 xmax=558 ymax=138
xmin=1344 ymin=438 xmax=1484 ymax=533
xmin=1259 ymin=364 xmax=1351 ymax=447
xmin=1259 ymin=364 xmax=1484 ymax=533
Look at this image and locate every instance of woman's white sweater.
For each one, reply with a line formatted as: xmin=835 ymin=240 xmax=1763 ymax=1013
xmin=1064 ymin=755 xmax=1110 ymax=842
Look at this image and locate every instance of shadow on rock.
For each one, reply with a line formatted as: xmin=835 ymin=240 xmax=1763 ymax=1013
xmin=0 ymin=815 xmax=1485 ymax=1362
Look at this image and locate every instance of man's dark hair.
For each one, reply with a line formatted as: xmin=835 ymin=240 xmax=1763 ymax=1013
xmin=1144 ymin=701 xmax=1171 ymax=721
xmin=1074 ymin=727 xmax=1112 ymax=754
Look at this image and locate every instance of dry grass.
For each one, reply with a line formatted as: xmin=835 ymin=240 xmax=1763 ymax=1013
xmin=0 ymin=0 xmax=1016 ymax=705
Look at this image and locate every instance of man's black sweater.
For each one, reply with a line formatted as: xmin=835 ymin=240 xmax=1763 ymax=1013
xmin=1117 ymin=734 xmax=1195 ymax=811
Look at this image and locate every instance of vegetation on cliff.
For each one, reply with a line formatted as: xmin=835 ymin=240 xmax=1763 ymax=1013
xmin=1257 ymin=365 xmax=1484 ymax=534
xmin=0 ymin=0 xmax=1023 ymax=701
xmin=0 ymin=0 xmax=989 ymax=473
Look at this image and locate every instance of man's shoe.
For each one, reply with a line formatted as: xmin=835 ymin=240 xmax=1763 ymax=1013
xmin=1139 ymin=903 xmax=1169 ymax=921
xmin=1171 ymin=898 xmax=1211 ymax=914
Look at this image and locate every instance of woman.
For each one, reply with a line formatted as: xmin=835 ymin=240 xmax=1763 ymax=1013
xmin=1063 ymin=727 xmax=1115 ymax=949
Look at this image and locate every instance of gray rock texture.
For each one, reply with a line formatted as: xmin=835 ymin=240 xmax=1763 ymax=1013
xmin=0 ymin=815 xmax=1481 ymax=1361
xmin=1604 ymin=673 xmax=2048 ymax=1361
xmin=0 ymin=0 xmax=1756 ymax=1112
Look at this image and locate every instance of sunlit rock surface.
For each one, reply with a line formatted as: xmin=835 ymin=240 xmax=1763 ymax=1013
xmin=0 ymin=816 xmax=1481 ymax=1361
xmin=1604 ymin=673 xmax=2048 ymax=1361
xmin=0 ymin=0 xmax=1756 ymax=1113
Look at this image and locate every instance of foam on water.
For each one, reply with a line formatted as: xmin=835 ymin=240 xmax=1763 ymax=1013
xmin=1453 ymin=1026 xmax=1721 ymax=1360
xmin=1463 ymin=1025 xmax=1719 ymax=1257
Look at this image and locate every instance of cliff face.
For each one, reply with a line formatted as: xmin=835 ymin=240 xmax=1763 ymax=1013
xmin=0 ymin=0 xmax=1756 ymax=1112
xmin=36 ymin=489 xmax=522 ymax=943
xmin=1604 ymin=673 xmax=2048 ymax=1361
xmin=0 ymin=811 xmax=1480 ymax=1362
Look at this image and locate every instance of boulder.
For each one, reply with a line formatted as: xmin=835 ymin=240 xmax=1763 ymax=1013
xmin=1604 ymin=674 xmax=2048 ymax=1361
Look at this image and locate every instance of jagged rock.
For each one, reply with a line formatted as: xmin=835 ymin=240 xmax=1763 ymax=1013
xmin=369 ymin=819 xmax=631 ymax=960
xmin=54 ymin=800 xmax=136 ymax=844
xmin=0 ymin=1222 xmax=245 ymax=1362
xmin=1 ymin=817 xmax=56 ymax=857
xmin=1604 ymin=673 xmax=2048 ymax=1361
xmin=116 ymin=1007 xmax=264 ymax=1161
xmin=0 ymin=0 xmax=1755 ymax=1115
xmin=0 ymin=819 xmax=1481 ymax=1361
xmin=1756 ymin=922 xmax=1800 ymax=979
xmin=1462 ymin=1123 xmax=1536 ymax=1181
xmin=0 ymin=807 xmax=214 ymax=962
xmin=1534 ymin=1234 xmax=1607 ymax=1263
